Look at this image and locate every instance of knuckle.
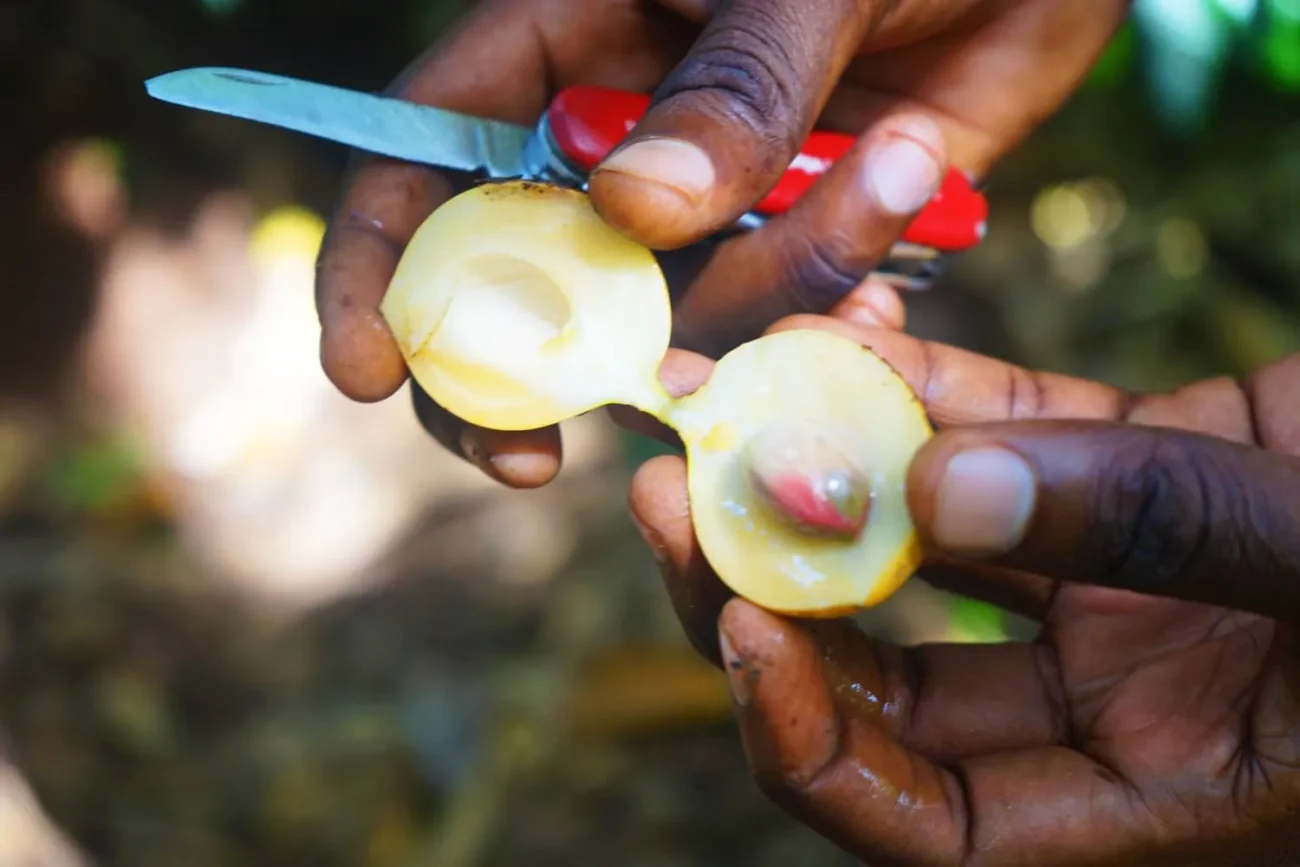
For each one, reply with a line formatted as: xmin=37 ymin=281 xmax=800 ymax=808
xmin=748 ymin=716 xmax=845 ymax=805
xmin=659 ymin=9 xmax=805 ymax=156
xmin=777 ymin=233 xmax=869 ymax=314
xmin=1092 ymin=434 xmax=1220 ymax=593
xmin=750 ymin=752 xmax=820 ymax=808
xmin=1005 ymin=365 xmax=1049 ymax=421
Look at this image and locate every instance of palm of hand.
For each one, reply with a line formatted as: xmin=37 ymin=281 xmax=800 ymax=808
xmin=776 ymin=584 xmax=1298 ymax=867
xmin=1036 ymin=586 xmax=1293 ymax=858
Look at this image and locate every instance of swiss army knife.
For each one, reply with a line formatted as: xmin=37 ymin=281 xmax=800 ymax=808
xmin=145 ymin=67 xmax=988 ymax=290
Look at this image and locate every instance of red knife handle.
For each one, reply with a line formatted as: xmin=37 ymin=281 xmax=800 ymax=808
xmin=545 ymin=86 xmax=988 ymax=253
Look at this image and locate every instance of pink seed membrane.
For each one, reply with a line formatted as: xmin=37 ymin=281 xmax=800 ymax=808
xmin=758 ymin=471 xmax=870 ymax=539
xmin=743 ymin=421 xmax=873 ymax=541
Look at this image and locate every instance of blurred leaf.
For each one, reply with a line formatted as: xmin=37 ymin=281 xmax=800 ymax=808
xmin=200 ymin=0 xmax=244 ymax=17
xmin=1200 ymin=284 xmax=1300 ymax=371
xmin=946 ymin=598 xmax=1007 ymax=644
xmin=1088 ymin=21 xmax=1138 ymax=87
xmin=1134 ymin=0 xmax=1234 ymax=133
xmin=44 ymin=437 xmax=144 ymax=513
xmin=620 ymin=429 xmax=678 ymax=472
xmin=1260 ymin=0 xmax=1300 ymax=88
xmin=94 ymin=667 xmax=176 ymax=757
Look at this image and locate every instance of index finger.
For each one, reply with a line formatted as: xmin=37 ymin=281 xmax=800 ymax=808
xmin=767 ymin=315 xmax=1133 ymax=425
xmin=315 ymin=2 xmax=554 ymax=402
xmin=626 ymin=316 xmax=1132 ymax=440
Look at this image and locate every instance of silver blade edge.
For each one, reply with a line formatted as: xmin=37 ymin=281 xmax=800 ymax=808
xmin=144 ymin=67 xmax=536 ymax=177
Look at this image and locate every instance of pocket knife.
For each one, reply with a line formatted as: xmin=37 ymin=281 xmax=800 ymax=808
xmin=145 ymin=67 xmax=988 ymax=290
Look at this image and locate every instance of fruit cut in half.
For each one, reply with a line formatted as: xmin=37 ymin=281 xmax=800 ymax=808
xmin=664 ymin=329 xmax=932 ymax=617
xmin=381 ymin=180 xmax=934 ymax=616
xmin=380 ymin=181 xmax=673 ymax=431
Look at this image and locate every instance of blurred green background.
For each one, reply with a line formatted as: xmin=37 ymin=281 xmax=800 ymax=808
xmin=1 ymin=0 xmax=1299 ymax=864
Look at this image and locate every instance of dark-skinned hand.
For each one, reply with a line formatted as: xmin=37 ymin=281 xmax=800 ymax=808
xmin=627 ymin=313 xmax=1300 ymax=867
xmin=314 ymin=0 xmax=1129 ymax=489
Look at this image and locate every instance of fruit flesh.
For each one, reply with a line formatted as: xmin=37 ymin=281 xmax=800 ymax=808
xmin=380 ymin=182 xmax=672 ymax=431
xmin=664 ymin=330 xmax=931 ymax=616
xmin=381 ymin=180 xmax=934 ymax=616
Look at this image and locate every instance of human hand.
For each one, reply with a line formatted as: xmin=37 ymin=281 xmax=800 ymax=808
xmin=315 ymin=0 xmax=1128 ymax=489
xmin=627 ymin=314 xmax=1300 ymax=866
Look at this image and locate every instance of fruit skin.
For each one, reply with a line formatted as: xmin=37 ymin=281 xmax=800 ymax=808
xmin=381 ymin=181 xmax=933 ymax=616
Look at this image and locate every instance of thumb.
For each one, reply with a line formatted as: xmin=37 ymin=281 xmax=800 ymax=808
xmin=586 ymin=0 xmax=871 ymax=249
xmin=906 ymin=420 xmax=1300 ymax=621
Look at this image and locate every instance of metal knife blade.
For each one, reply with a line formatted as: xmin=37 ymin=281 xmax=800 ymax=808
xmin=144 ymin=67 xmax=535 ymax=177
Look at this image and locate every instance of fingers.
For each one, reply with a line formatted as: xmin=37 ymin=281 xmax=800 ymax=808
xmin=316 ymin=2 xmax=567 ymax=485
xmin=827 ymin=276 xmax=908 ymax=332
xmin=629 ymin=453 xmax=1069 ymax=759
xmin=718 ymin=600 xmax=1066 ymax=764
xmin=718 ymin=599 xmax=1083 ymax=865
xmin=628 ymin=455 xmax=731 ymax=664
xmin=797 ymin=615 xmax=1067 ymax=762
xmin=316 ymin=161 xmax=447 ymax=402
xmin=669 ymin=114 xmax=945 ymax=355
xmin=587 ymin=0 xmax=871 ymax=248
xmin=907 ymin=420 xmax=1300 ymax=622
xmin=823 ymin=0 xmax=1133 ymax=176
xmin=767 ymin=315 xmax=1133 ymax=427
xmin=1243 ymin=352 xmax=1300 ymax=455
xmin=316 ymin=4 xmax=554 ymax=403
xmin=717 ymin=599 xmax=1194 ymax=866
xmin=411 ymin=385 xmax=562 ymax=489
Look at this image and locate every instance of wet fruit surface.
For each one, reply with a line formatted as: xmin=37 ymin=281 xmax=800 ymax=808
xmin=382 ymin=181 xmax=934 ymax=615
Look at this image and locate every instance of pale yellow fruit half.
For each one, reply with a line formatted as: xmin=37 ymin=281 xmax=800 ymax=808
xmin=381 ymin=181 xmax=672 ymax=431
xmin=381 ymin=180 xmax=934 ymax=616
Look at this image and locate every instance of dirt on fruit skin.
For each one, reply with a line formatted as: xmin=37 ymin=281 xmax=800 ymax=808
xmin=480 ymin=179 xmax=562 ymax=199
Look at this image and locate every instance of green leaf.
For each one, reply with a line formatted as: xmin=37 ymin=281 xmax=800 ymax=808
xmin=947 ymin=597 xmax=1007 ymax=643
xmin=45 ymin=436 xmax=144 ymax=512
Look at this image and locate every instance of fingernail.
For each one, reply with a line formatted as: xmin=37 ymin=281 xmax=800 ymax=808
xmin=864 ymin=132 xmax=943 ymax=215
xmin=930 ymin=447 xmax=1035 ymax=556
xmin=719 ymin=627 xmax=750 ymax=706
xmin=487 ymin=451 xmax=561 ymax=489
xmin=596 ymin=138 xmax=716 ymax=203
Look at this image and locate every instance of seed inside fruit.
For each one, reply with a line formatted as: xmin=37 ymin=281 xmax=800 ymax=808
xmin=743 ymin=420 xmax=873 ymax=540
